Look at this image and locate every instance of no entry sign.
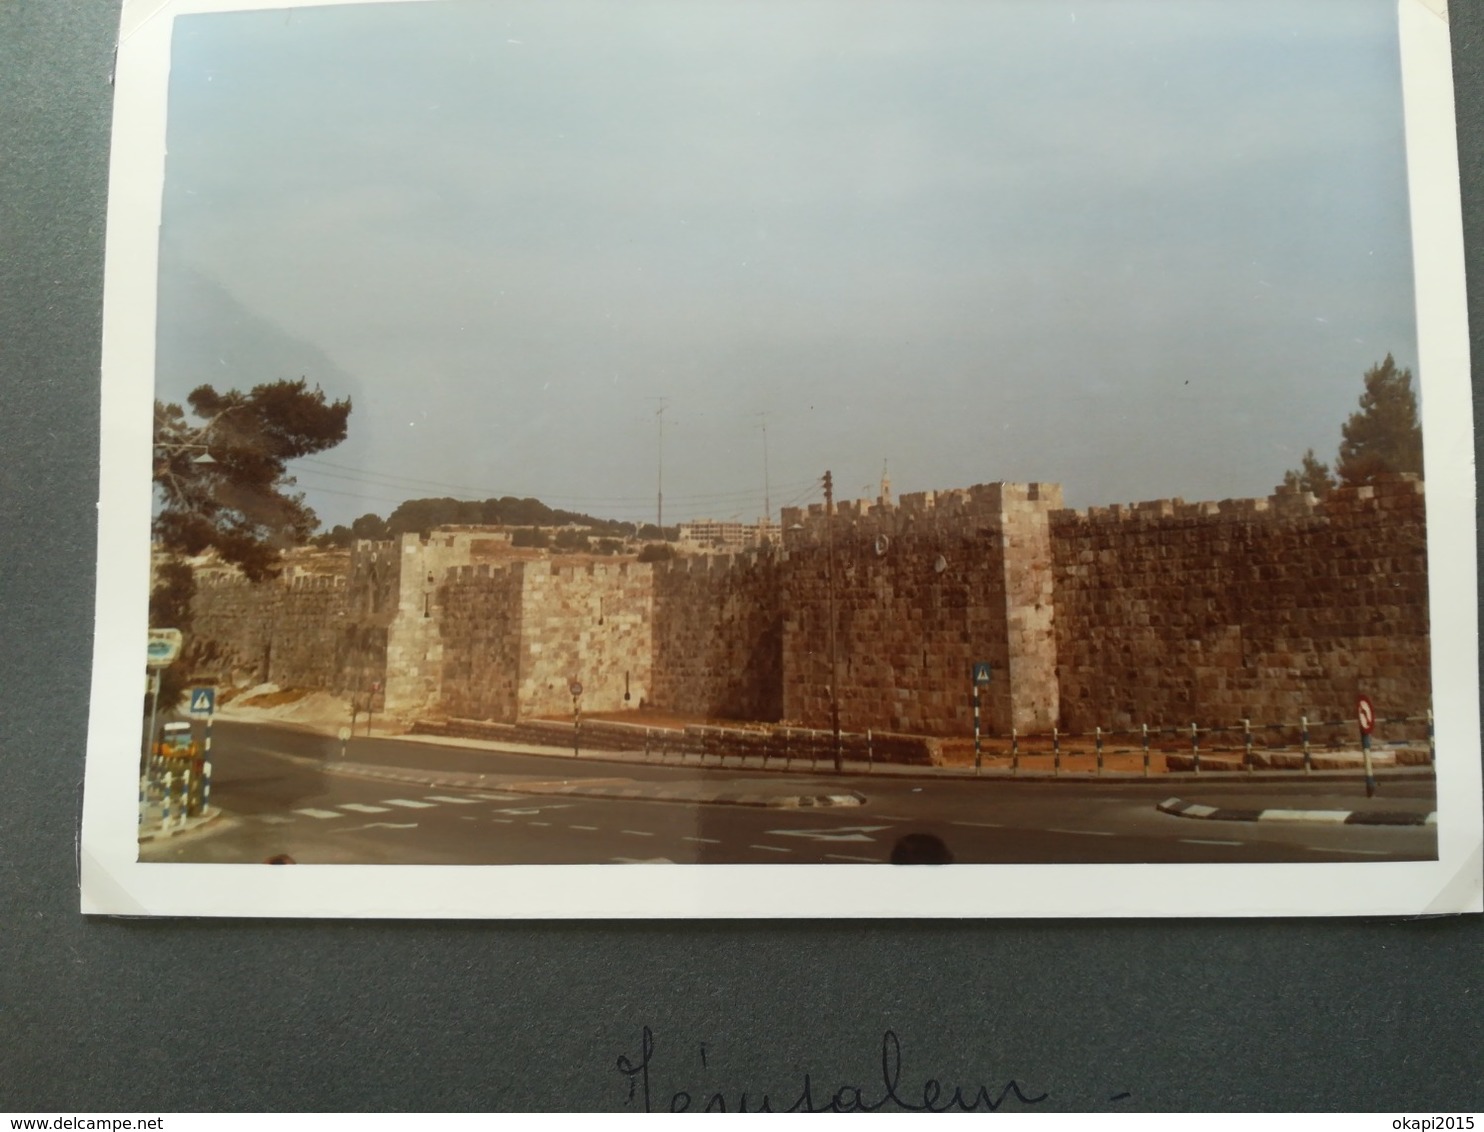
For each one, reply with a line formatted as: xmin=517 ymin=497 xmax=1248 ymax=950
xmin=1357 ymin=694 xmax=1376 ymax=735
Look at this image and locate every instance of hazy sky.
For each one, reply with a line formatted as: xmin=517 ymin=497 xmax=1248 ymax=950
xmin=156 ymin=0 xmax=1419 ymax=530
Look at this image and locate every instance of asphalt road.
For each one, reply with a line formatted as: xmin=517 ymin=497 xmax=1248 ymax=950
xmin=140 ymin=721 xmax=1439 ymax=865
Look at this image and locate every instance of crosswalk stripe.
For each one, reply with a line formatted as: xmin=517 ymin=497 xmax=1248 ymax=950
xmin=425 ymin=795 xmax=481 ymax=805
xmin=339 ymin=803 xmax=392 ymax=814
xmin=382 ymin=799 xmax=437 ymax=809
xmin=294 ymin=808 xmax=344 ymax=820
xmin=750 ymin=844 xmax=791 ymax=853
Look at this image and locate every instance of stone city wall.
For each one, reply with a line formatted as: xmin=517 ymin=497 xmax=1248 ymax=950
xmin=650 ymin=552 xmax=784 ymax=721
xmin=1048 ymin=475 xmax=1430 ymax=732
xmin=516 ymin=559 xmax=654 ymax=718
xmin=436 ymin=562 xmax=526 ymax=722
xmin=778 ymin=483 xmax=1062 ymax=737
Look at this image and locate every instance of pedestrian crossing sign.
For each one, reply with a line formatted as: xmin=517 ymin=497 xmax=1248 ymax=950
xmin=972 ymin=662 xmax=992 ymax=686
xmin=188 ymin=687 xmax=216 ymax=715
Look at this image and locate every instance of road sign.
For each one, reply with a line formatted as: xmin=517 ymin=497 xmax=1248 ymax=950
xmin=972 ymin=662 xmax=992 ymax=686
xmin=146 ymin=628 xmax=183 ymax=669
xmin=569 ymin=680 xmax=583 ymax=697
xmin=1357 ymin=694 xmax=1376 ymax=735
xmin=187 ymin=687 xmax=216 ymax=715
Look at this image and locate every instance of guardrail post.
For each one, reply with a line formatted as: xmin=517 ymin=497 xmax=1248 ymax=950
xmin=1191 ymin=722 xmax=1200 ymax=774
xmin=1301 ymin=715 xmax=1311 ymax=774
xmin=1141 ymin=723 xmax=1150 ymax=778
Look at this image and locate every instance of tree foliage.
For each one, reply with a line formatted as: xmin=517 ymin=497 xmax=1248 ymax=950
xmin=154 ymin=380 xmax=351 ymax=580
xmin=1282 ymin=355 xmax=1422 ymax=496
xmin=1335 ymin=354 xmax=1423 ymax=486
xmin=1281 ymin=448 xmax=1336 ymax=498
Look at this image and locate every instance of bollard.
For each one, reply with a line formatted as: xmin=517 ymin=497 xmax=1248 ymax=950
xmin=1095 ymin=726 xmax=1103 ymax=775
xmin=183 ymin=765 xmax=194 ymax=818
xmin=1011 ymin=727 xmax=1019 ymax=776
xmin=202 ymin=759 xmax=213 ymax=813
xmin=1191 ymin=722 xmax=1201 ymax=774
xmin=1053 ymin=725 xmax=1061 ymax=776
xmin=1427 ymin=709 xmax=1435 ymax=768
xmin=161 ymin=770 xmax=174 ymax=831
xmin=138 ymin=774 xmax=148 ymax=828
xmin=1141 ymin=723 xmax=1150 ymax=778
xmin=1301 ymin=715 xmax=1312 ymax=774
xmin=867 ymin=728 xmax=874 ymax=774
xmin=644 ymin=728 xmax=651 ymax=763
xmin=1243 ymin=718 xmax=1253 ymax=773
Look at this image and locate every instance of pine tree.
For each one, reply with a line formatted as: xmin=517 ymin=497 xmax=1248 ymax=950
xmin=153 ymin=379 xmax=351 ymax=580
xmin=1334 ymin=354 xmax=1423 ymax=486
xmin=1281 ymin=448 xmax=1336 ymax=498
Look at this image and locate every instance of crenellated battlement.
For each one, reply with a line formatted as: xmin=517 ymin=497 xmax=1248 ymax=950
xmin=782 ymin=482 xmax=1065 ymax=546
xmin=1050 ymin=474 xmax=1422 ymax=528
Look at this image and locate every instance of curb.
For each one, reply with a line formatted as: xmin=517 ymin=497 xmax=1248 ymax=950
xmin=138 ymin=806 xmax=224 ymax=842
xmin=1158 ymin=797 xmax=1438 ymax=826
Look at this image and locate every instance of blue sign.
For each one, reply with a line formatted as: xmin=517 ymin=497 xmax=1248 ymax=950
xmin=188 ymin=687 xmax=216 ymax=715
xmin=971 ymin=662 xmax=992 ymax=686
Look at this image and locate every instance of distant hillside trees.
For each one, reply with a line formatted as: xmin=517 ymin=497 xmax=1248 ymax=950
xmin=314 ymin=495 xmax=677 ymax=548
xmin=1282 ymin=354 xmax=1422 ymax=498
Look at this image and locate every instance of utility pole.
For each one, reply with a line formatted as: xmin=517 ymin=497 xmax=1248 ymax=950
xmin=757 ymin=411 xmax=772 ymax=541
xmin=823 ymin=469 xmax=842 ymax=773
xmin=655 ymin=398 xmax=667 ymax=535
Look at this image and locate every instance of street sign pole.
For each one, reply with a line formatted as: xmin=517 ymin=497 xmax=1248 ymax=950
xmin=143 ymin=671 xmax=161 ymax=771
xmin=973 ymin=685 xmax=981 ymax=775
xmin=570 ymin=681 xmax=584 ymax=758
xmin=970 ymin=662 xmax=991 ymax=775
xmin=1358 ymin=694 xmax=1377 ymax=798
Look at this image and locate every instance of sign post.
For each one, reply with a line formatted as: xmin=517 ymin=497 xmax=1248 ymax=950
xmin=1357 ymin=693 xmax=1377 ymax=798
xmin=570 ymin=680 xmax=583 ymax=758
xmin=971 ymin=662 xmax=992 ymax=774
xmin=143 ymin=629 xmax=184 ymax=769
xmin=190 ymin=687 xmax=216 ymax=816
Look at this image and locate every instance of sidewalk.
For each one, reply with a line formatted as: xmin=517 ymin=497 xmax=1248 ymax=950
xmin=394 ymin=728 xmax=1436 ymax=785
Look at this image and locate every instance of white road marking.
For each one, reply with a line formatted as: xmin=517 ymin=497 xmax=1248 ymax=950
xmin=469 ymin=792 xmax=521 ymax=801
xmin=570 ymin=824 xmax=600 ymax=831
xmin=333 ymin=821 xmax=418 ymax=833
xmin=489 ymin=817 xmax=513 ymax=824
xmin=950 ymin=820 xmax=1003 ymax=829
xmin=491 ymin=807 xmax=546 ymax=816
xmin=824 ymin=853 xmax=878 ymax=863
xmin=620 ymin=829 xmax=655 ymax=837
xmin=683 ymin=836 xmax=722 ymax=845
xmin=338 ymin=803 xmax=391 ymax=814
xmin=425 ymin=795 xmax=482 ymax=805
xmin=294 ymin=808 xmax=344 ymax=820
xmin=764 ymin=825 xmax=889 ymax=843
xmin=875 ymin=813 xmax=914 ymax=821
xmin=1308 ymin=846 xmax=1389 ymax=856
xmin=256 ymin=814 xmax=295 ymax=825
xmin=751 ymin=844 xmax=792 ymax=853
xmin=1045 ymin=827 xmax=1115 ymax=837
xmin=528 ymin=821 xmax=551 ymax=827
xmin=1181 ymin=838 xmax=1243 ymax=847
xmin=381 ymin=798 xmax=437 ymax=809
xmin=611 ymin=857 xmax=675 ymax=864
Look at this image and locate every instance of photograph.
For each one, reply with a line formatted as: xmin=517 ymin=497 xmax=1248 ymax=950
xmin=82 ymin=0 xmax=1481 ymax=917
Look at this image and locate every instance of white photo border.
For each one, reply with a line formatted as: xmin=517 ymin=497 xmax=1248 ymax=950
xmin=81 ymin=0 xmax=1483 ymax=918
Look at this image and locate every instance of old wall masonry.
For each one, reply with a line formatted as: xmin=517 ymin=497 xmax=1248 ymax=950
xmin=778 ymin=482 xmax=1062 ymax=736
xmin=179 ymin=475 xmax=1432 ymax=743
xmin=1049 ymin=474 xmax=1430 ymax=732
xmin=650 ymin=552 xmax=784 ymax=721
xmin=516 ymin=559 xmax=654 ymax=718
xmin=437 ymin=562 xmax=526 ymax=722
